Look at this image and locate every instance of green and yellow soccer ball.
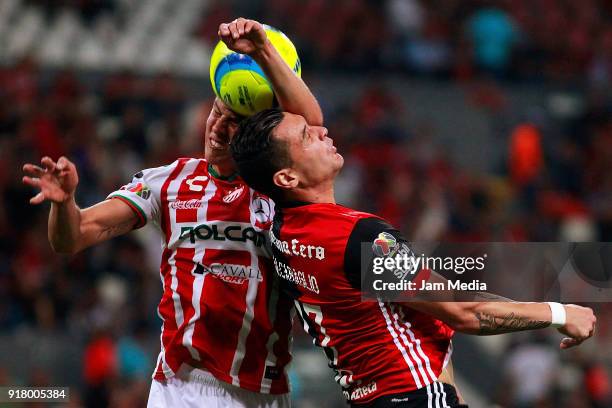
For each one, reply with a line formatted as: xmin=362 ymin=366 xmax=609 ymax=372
xmin=209 ymin=25 xmax=301 ymax=116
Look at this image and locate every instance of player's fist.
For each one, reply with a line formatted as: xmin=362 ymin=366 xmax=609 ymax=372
xmin=557 ymin=304 xmax=596 ymax=349
xmin=218 ymin=18 xmax=267 ymax=56
xmin=22 ymin=156 xmax=79 ymax=204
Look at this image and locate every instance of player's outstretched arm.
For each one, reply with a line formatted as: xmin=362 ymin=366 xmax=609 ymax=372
xmin=407 ymin=299 xmax=596 ymax=349
xmin=23 ymin=156 xmax=138 ymax=254
xmin=218 ymin=18 xmax=323 ymax=126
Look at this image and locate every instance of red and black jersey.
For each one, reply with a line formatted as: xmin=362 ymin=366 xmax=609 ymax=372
xmin=270 ymin=202 xmax=454 ymax=404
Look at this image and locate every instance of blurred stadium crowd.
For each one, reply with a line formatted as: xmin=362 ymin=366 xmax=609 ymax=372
xmin=0 ymin=0 xmax=611 ymax=407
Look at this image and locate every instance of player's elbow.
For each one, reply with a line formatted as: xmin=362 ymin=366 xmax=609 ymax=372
xmin=309 ymin=111 xmax=324 ymax=127
xmin=49 ymin=242 xmax=77 ymax=255
xmin=48 ymin=236 xmax=81 ymax=255
xmin=439 ymin=303 xmax=481 ymax=335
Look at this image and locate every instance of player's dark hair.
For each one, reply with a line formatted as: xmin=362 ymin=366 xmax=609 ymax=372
xmin=231 ymin=108 xmax=290 ymax=201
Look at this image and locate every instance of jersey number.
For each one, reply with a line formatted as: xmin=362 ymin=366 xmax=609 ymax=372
xmin=295 ymin=301 xmax=354 ymax=388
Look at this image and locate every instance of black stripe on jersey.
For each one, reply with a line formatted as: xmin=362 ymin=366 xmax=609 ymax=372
xmin=343 ymin=217 xmax=418 ymax=296
xmin=294 ymin=301 xmax=322 ymax=345
xmin=271 ymin=208 xmax=302 ymax=300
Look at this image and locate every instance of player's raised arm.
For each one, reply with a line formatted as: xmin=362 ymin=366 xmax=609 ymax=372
xmin=349 ymin=217 xmax=597 ymax=350
xmin=406 ymin=288 xmax=596 ymax=349
xmin=22 ymin=156 xmax=138 ymax=254
xmin=218 ymin=18 xmax=323 ymax=126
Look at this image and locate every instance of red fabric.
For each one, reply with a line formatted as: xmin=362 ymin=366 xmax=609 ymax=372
xmin=277 ymin=204 xmax=453 ymax=403
xmin=83 ymin=337 xmax=117 ymax=385
xmin=585 ymin=364 xmax=612 ymax=401
xmin=509 ymin=124 xmax=543 ymax=186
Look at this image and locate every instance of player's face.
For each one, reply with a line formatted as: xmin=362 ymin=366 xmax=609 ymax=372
xmin=274 ymin=112 xmax=344 ymax=188
xmin=204 ymin=98 xmax=242 ymax=165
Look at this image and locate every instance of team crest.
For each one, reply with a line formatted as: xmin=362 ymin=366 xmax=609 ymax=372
xmin=223 ymin=185 xmax=245 ymax=203
xmin=372 ymin=232 xmax=397 ymax=257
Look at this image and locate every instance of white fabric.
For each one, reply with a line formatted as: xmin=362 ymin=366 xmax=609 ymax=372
xmin=107 ymin=162 xmax=172 ymax=226
xmin=547 ymin=302 xmax=566 ymax=328
xmin=147 ymin=365 xmax=290 ymax=408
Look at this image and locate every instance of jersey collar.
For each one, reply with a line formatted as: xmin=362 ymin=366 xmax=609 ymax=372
xmin=281 ymin=200 xmax=313 ymax=208
xmin=208 ymin=163 xmax=239 ymax=182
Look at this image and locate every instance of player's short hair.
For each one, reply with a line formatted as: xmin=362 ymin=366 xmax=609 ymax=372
xmin=231 ymin=108 xmax=290 ymax=201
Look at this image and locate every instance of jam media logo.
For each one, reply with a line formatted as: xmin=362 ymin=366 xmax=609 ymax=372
xmin=223 ymin=185 xmax=245 ymax=203
xmin=372 ymin=232 xmax=397 ymax=257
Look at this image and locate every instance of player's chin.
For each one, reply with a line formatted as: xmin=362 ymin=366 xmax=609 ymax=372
xmin=332 ymin=153 xmax=344 ymax=172
xmin=205 ymin=149 xmax=232 ymax=164
xmin=334 ymin=152 xmax=344 ymax=166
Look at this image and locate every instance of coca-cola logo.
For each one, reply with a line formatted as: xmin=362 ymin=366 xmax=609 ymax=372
xmin=170 ymin=199 xmax=204 ymax=210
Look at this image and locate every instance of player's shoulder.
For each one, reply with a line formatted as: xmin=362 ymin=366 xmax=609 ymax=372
xmin=322 ymin=204 xmax=384 ymax=227
xmin=138 ymin=157 xmax=207 ymax=178
xmin=336 ymin=205 xmax=380 ymax=221
xmin=166 ymin=157 xmax=208 ymax=172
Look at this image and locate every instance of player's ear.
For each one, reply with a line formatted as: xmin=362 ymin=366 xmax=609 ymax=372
xmin=273 ymin=168 xmax=298 ymax=190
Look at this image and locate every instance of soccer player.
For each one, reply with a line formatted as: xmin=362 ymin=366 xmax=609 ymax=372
xmin=22 ymin=19 xmax=321 ymax=408
xmin=230 ymin=109 xmax=597 ymax=407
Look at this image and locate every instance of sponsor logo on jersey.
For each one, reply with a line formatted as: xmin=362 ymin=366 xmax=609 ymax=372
xmin=194 ymin=262 xmax=263 ymax=284
xmin=186 ymin=175 xmax=209 ymax=192
xmin=372 ymin=232 xmax=396 ymax=257
xmin=120 ymin=181 xmax=151 ymax=199
xmin=342 ymin=381 xmax=377 ymax=401
xmin=223 ymin=185 xmax=245 ymax=203
xmin=270 ymin=230 xmax=325 ymax=260
xmin=251 ymin=194 xmax=272 ymax=225
xmin=170 ymin=199 xmax=204 ymax=210
xmin=180 ymin=223 xmax=266 ymax=247
xmin=272 ymin=256 xmax=320 ymax=294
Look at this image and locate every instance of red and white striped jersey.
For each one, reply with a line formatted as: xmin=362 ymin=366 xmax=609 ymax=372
xmin=271 ymin=203 xmax=454 ymax=404
xmin=107 ymin=158 xmax=293 ymax=394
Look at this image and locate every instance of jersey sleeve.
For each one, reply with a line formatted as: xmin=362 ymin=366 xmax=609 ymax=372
xmin=343 ymin=217 xmax=425 ymax=297
xmin=106 ymin=168 xmax=163 ymax=229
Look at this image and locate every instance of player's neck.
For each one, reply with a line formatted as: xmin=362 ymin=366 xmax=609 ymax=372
xmin=210 ymin=163 xmax=238 ymax=179
xmin=288 ymin=183 xmax=335 ymax=205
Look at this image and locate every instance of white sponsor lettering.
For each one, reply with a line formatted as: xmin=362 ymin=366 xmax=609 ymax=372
xmin=342 ymin=381 xmax=377 ymax=401
xmin=170 ymin=199 xmax=204 ymax=209
xmin=271 ymin=230 xmax=325 ymax=260
xmin=272 ymin=257 xmax=320 ymax=294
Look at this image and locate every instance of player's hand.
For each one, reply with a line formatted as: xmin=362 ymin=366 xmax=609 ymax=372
xmin=218 ymin=18 xmax=267 ymax=56
xmin=22 ymin=156 xmax=79 ymax=204
xmin=557 ymin=304 xmax=596 ymax=349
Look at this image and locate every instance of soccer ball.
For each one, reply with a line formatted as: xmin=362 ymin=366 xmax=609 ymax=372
xmin=209 ymin=25 xmax=301 ymax=116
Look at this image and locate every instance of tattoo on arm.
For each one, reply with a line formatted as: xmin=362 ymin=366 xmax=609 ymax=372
xmin=475 ymin=312 xmax=550 ymax=335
